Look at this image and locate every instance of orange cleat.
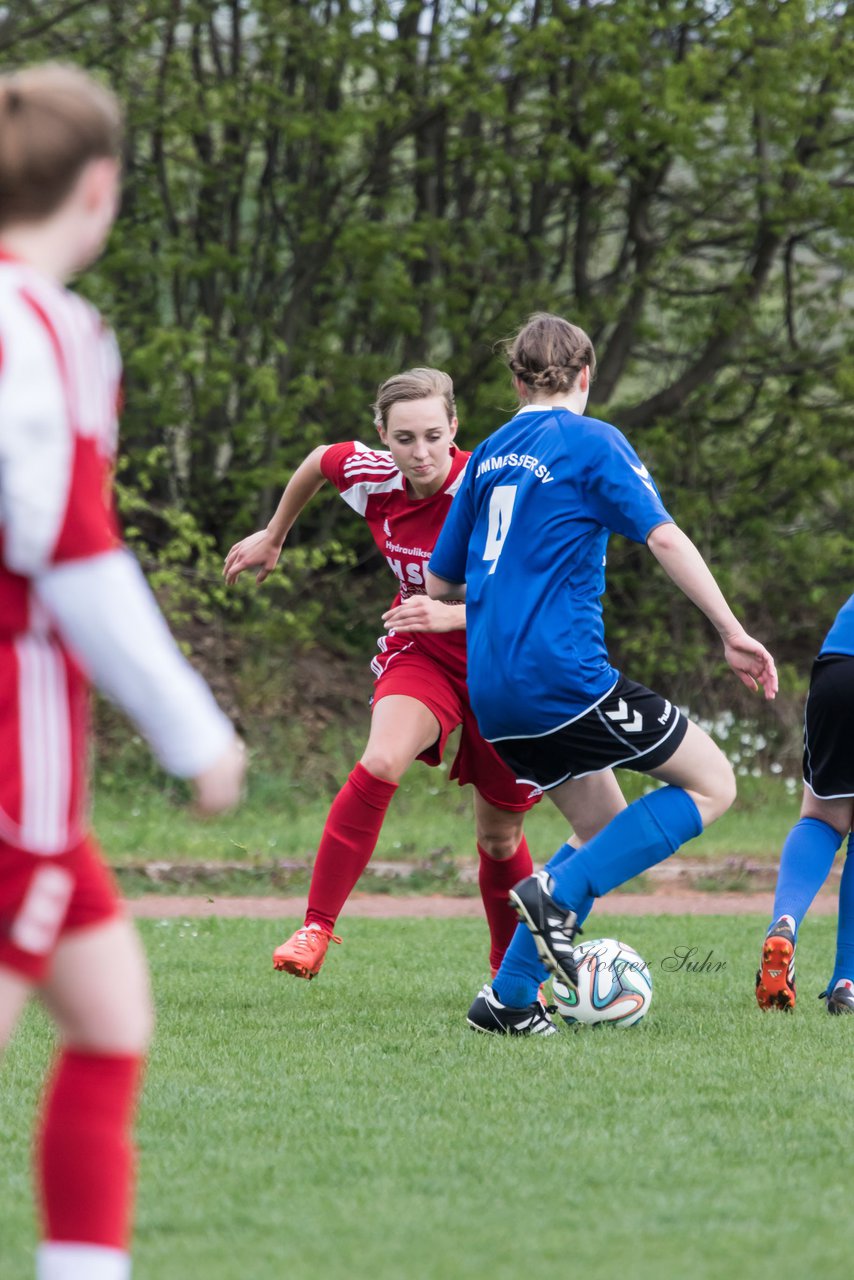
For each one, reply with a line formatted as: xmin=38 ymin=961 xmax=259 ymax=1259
xmin=273 ymin=924 xmax=341 ymax=979
xmin=756 ymin=919 xmax=796 ymax=1010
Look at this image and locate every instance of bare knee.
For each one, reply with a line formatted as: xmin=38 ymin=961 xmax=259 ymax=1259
xmin=800 ymin=791 xmax=854 ymax=836
xmin=359 ymin=747 xmax=410 ymax=784
xmin=656 ymin=722 xmax=738 ymax=828
xmin=59 ymin=975 xmax=154 ymax=1057
xmin=99 ymin=982 xmax=153 ymax=1056
xmin=43 ymin=920 xmax=154 ymax=1056
xmin=476 ymin=820 xmax=524 ymax=861
xmin=361 ymin=696 xmax=440 ymax=782
xmin=690 ymin=757 xmax=737 ymax=827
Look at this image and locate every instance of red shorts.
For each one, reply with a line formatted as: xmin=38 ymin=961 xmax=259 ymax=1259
xmin=372 ymin=645 xmax=541 ymax=813
xmin=0 ymin=836 xmax=122 ymax=983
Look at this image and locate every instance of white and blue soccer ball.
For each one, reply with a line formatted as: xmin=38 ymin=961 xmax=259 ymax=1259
xmin=552 ymin=937 xmax=652 ymax=1028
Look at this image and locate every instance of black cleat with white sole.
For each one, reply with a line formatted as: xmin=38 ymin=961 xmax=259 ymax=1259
xmin=467 ymin=984 xmax=558 ymax=1036
xmin=509 ymin=870 xmax=582 ymax=992
xmin=820 ymin=979 xmax=854 ymax=1015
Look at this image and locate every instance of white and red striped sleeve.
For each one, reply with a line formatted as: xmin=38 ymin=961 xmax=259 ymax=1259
xmin=0 ymin=280 xmax=120 ymax=575
xmin=320 ymin=441 xmax=404 ymax=515
xmin=37 ymin=552 xmax=235 ymax=780
xmin=0 ymin=269 xmax=235 ymax=790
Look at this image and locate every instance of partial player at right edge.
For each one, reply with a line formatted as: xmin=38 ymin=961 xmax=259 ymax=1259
xmin=757 ymin=594 xmax=854 ymax=1014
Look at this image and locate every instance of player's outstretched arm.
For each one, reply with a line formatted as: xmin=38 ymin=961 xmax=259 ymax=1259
xmin=37 ymin=550 xmax=246 ymax=813
xmin=223 ymin=445 xmax=330 ymax=585
xmin=647 ymin=522 xmax=778 ymax=699
xmin=382 ymin=597 xmax=465 ymax=633
xmin=191 ymin=736 xmax=247 ymax=815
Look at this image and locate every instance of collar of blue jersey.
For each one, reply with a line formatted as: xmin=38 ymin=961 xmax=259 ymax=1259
xmin=516 ymin=403 xmax=569 ymax=413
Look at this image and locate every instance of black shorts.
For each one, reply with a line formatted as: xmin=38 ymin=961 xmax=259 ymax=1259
xmin=803 ymin=654 xmax=854 ymax=799
xmin=491 ymin=675 xmax=689 ymax=791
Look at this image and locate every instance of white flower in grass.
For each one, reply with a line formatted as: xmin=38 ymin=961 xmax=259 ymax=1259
xmin=770 ymin=763 xmax=783 ymax=774
xmin=712 ymin=710 xmax=735 ymax=740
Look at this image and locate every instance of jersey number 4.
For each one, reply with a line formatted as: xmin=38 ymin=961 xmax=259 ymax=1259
xmin=483 ymin=485 xmax=517 ymax=575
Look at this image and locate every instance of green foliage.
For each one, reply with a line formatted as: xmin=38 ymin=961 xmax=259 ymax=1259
xmin=5 ymin=1 xmax=853 ymax=687
xmin=115 ymin=449 xmax=357 ymax=645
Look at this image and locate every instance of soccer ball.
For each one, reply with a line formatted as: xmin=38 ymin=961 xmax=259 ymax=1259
xmin=552 ymin=937 xmax=652 ymax=1028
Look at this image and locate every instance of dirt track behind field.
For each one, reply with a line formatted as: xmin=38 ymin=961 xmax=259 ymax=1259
xmin=127 ymin=890 xmax=840 ymax=919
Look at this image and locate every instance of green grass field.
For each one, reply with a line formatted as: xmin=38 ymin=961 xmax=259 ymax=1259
xmin=93 ymin=752 xmax=802 ymax=874
xmin=4 ymin=914 xmax=854 ymax=1280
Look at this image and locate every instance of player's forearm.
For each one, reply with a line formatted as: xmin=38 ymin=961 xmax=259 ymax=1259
xmin=444 ymin=601 xmax=466 ymax=629
xmin=426 ymin=568 xmax=467 ymax=601
xmin=36 ymin=550 xmax=236 ymax=777
xmin=647 ymin=523 xmax=742 ymax=637
xmin=266 ymin=446 xmax=329 ymax=545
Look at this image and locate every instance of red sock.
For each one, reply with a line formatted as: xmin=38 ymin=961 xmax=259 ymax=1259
xmin=478 ymin=837 xmax=534 ymax=974
xmin=305 ymin=762 xmax=398 ymax=933
xmin=37 ymin=1050 xmax=143 ymax=1249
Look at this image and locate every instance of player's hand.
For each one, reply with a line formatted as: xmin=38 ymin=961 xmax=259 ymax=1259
xmin=192 ymin=735 xmax=247 ymax=815
xmin=722 ymin=628 xmax=778 ymax=700
xmin=382 ymin=597 xmax=465 ymax=634
xmin=223 ymin=530 xmax=283 ymax=585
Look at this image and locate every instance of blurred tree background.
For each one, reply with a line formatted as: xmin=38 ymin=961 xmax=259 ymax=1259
xmin=3 ymin=0 xmax=852 ymax=729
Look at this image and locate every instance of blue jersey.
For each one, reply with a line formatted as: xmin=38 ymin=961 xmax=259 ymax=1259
xmin=820 ymin=594 xmax=854 ymax=657
xmin=429 ymin=405 xmax=673 ymax=739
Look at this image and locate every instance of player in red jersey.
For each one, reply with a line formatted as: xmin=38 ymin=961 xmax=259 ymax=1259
xmin=224 ymin=368 xmax=625 ymax=980
xmin=0 ymin=65 xmax=245 ymax=1280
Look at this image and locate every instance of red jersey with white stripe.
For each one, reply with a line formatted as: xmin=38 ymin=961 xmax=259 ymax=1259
xmin=320 ymin=442 xmax=469 ymax=680
xmin=0 ymin=253 xmax=121 ymax=854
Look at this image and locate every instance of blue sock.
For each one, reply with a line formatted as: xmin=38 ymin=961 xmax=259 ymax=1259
xmin=494 ymin=842 xmax=593 ymax=1008
xmin=770 ymin=817 xmax=843 ymax=934
xmin=546 ymin=839 xmax=576 ymax=873
xmin=493 ymin=789 xmax=702 ymax=1008
xmin=828 ymin=833 xmax=854 ymax=992
xmin=492 ymin=923 xmax=549 ymax=1008
xmin=548 ymin=787 xmax=703 ymax=910
xmin=545 ymin=841 xmax=594 ymax=923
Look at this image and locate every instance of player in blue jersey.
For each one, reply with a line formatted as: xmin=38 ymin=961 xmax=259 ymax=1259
xmin=757 ymin=594 xmax=854 ymax=1014
xmin=426 ymin=312 xmax=778 ymax=1035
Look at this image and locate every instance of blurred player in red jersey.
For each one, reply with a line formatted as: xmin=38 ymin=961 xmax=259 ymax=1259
xmin=224 ymin=368 xmax=625 ymax=980
xmin=0 ymin=65 xmax=245 ymax=1279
